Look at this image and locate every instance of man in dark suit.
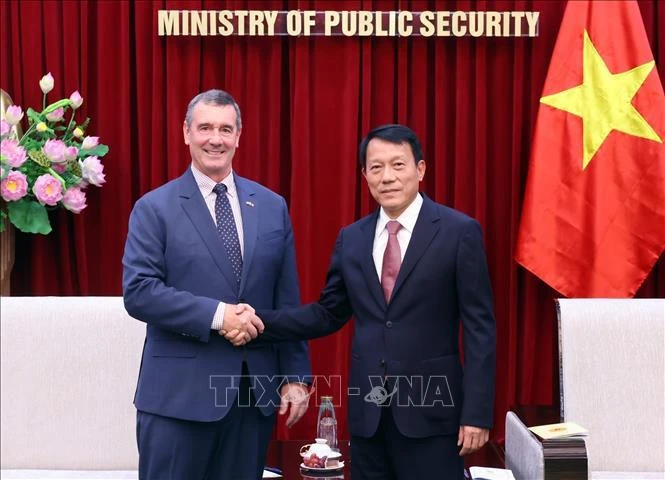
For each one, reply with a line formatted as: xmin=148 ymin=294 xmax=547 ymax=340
xmin=122 ymin=89 xmax=311 ymax=479
xmin=228 ymin=124 xmax=496 ymax=479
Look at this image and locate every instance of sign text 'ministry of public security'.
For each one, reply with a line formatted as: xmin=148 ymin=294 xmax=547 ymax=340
xmin=158 ymin=10 xmax=540 ymax=37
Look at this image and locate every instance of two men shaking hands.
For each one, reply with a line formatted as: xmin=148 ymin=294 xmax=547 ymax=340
xmin=220 ymin=303 xmax=264 ymax=346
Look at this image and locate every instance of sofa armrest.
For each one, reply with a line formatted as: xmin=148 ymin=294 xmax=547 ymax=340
xmin=505 ymin=411 xmax=544 ymax=480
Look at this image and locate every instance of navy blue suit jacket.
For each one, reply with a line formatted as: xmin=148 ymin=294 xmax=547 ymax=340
xmin=123 ymin=168 xmax=311 ymax=422
xmin=259 ymin=194 xmax=495 ymax=438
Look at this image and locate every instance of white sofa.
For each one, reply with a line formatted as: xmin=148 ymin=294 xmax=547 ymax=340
xmin=558 ymin=298 xmax=664 ymax=477
xmin=506 ymin=298 xmax=665 ymax=480
xmin=0 ymin=297 xmax=145 ymax=479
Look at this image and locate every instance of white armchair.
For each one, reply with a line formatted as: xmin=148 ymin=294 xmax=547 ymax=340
xmin=557 ymin=298 xmax=664 ymax=476
xmin=505 ymin=298 xmax=664 ymax=480
xmin=0 ymin=297 xmax=145 ymax=478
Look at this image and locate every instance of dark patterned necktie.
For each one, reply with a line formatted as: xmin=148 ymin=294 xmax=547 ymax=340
xmin=381 ymin=220 xmax=402 ymax=302
xmin=213 ymin=183 xmax=242 ymax=283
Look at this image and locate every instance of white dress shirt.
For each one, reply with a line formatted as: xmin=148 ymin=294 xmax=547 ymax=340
xmin=190 ymin=165 xmax=244 ymax=330
xmin=372 ymin=193 xmax=423 ymax=279
xmin=191 ymin=166 xmax=245 ymax=256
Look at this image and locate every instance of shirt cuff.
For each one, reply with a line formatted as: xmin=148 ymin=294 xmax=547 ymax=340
xmin=211 ymin=302 xmax=226 ymax=330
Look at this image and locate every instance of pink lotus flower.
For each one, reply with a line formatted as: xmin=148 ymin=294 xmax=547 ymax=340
xmin=51 ymin=162 xmax=67 ymax=174
xmin=42 ymin=139 xmax=68 ymax=163
xmin=0 ymin=120 xmax=9 ymax=137
xmin=80 ymin=156 xmax=106 ymax=186
xmin=0 ymin=139 xmax=27 ymax=167
xmin=33 ymin=174 xmax=63 ymax=206
xmin=5 ymin=105 xmax=23 ymax=126
xmin=64 ymin=146 xmax=78 ymax=161
xmin=39 ymin=72 xmax=54 ymax=94
xmin=81 ymin=136 xmax=99 ymax=150
xmin=1 ymin=170 xmax=29 ymax=201
xmin=62 ymin=186 xmax=87 ymax=213
xmin=45 ymin=107 xmax=65 ymax=122
xmin=69 ymin=91 xmax=83 ymax=109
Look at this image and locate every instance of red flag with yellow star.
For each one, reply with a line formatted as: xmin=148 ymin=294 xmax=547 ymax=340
xmin=516 ymin=0 xmax=665 ymax=297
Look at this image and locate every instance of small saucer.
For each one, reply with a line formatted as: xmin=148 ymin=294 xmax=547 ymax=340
xmin=300 ymin=460 xmax=345 ymax=472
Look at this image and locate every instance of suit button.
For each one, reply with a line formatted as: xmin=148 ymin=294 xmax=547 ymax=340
xmin=386 ymin=321 xmax=392 ymax=328
xmin=380 ymin=359 xmax=385 ymax=367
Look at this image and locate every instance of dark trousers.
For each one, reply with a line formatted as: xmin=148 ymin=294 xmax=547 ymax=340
xmin=137 ymin=365 xmax=274 ymax=480
xmin=350 ymin=407 xmax=464 ymax=480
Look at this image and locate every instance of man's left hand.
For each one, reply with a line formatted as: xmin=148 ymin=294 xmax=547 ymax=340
xmin=457 ymin=425 xmax=489 ymax=455
xmin=279 ymin=383 xmax=310 ymax=428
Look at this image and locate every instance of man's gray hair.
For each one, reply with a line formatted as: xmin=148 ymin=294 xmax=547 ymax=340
xmin=184 ymin=89 xmax=242 ymax=130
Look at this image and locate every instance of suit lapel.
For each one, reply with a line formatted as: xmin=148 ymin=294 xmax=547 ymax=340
xmin=391 ymin=195 xmax=440 ymax=302
xmin=178 ymin=169 xmax=239 ymax=293
xmin=359 ymin=211 xmax=387 ymax=311
xmin=235 ymin=176 xmax=257 ymax=295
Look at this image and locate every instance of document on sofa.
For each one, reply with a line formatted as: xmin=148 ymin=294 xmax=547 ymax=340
xmin=528 ymin=421 xmax=588 ymax=440
xmin=469 ymin=466 xmax=516 ymax=480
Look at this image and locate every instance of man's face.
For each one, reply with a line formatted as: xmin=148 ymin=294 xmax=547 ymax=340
xmin=362 ymin=138 xmax=425 ymax=219
xmin=183 ymin=102 xmax=241 ymax=182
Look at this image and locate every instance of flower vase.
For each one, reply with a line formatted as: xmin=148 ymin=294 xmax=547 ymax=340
xmin=0 ymin=219 xmax=13 ymax=295
xmin=1 ymin=89 xmax=23 ymax=295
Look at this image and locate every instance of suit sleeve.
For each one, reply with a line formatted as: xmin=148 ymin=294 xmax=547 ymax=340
xmin=258 ymin=229 xmax=354 ymax=342
xmin=273 ymin=198 xmax=312 ymax=381
xmin=122 ymin=196 xmax=218 ymax=342
xmin=456 ymin=220 xmax=497 ymax=429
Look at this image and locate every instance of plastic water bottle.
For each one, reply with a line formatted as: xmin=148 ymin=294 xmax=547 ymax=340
xmin=316 ymin=395 xmax=338 ymax=451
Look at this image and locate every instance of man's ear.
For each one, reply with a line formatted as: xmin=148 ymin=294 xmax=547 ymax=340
xmin=417 ymin=160 xmax=426 ymax=181
xmin=182 ymin=121 xmax=190 ymax=145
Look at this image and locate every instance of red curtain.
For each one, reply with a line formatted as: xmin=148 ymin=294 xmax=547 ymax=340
xmin=1 ymin=0 xmax=663 ymax=442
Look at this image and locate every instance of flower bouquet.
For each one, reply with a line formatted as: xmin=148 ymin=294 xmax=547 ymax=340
xmin=0 ymin=73 xmax=108 ymax=234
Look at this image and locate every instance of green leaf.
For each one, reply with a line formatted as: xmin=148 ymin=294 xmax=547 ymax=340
xmin=28 ymin=149 xmax=51 ymax=168
xmin=80 ymin=144 xmax=109 ymax=158
xmin=26 ymin=107 xmax=43 ymax=125
xmin=66 ymin=159 xmax=82 ymax=178
xmin=20 ymin=159 xmax=49 ymax=181
xmin=0 ymin=210 xmax=6 ymax=232
xmin=60 ymin=172 xmax=82 ymax=189
xmin=21 ymin=136 xmax=43 ymax=151
xmin=43 ymin=99 xmax=72 ymax=114
xmin=7 ymin=199 xmax=52 ymax=234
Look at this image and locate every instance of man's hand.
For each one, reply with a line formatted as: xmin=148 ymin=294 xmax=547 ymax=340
xmin=457 ymin=425 xmax=489 ymax=455
xmin=219 ymin=303 xmax=264 ymax=346
xmin=279 ymin=383 xmax=310 ymax=428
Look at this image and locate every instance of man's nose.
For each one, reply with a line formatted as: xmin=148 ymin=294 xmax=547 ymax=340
xmin=381 ymin=167 xmax=396 ymax=182
xmin=208 ymin=130 xmax=224 ymax=143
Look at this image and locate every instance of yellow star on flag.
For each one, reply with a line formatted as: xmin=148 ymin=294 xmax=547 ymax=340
xmin=540 ymin=30 xmax=662 ymax=169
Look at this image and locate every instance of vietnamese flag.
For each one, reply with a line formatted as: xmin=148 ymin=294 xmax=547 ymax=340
xmin=516 ymin=0 xmax=665 ymax=297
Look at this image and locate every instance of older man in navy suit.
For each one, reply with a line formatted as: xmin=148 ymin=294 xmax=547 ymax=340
xmin=123 ymin=89 xmax=311 ymax=480
xmin=228 ymin=124 xmax=496 ymax=479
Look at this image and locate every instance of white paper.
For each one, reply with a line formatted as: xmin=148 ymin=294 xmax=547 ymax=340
xmin=262 ymin=469 xmax=282 ymax=478
xmin=469 ymin=466 xmax=516 ymax=480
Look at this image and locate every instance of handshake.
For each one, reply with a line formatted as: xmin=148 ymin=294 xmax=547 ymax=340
xmin=219 ymin=303 xmax=264 ymax=346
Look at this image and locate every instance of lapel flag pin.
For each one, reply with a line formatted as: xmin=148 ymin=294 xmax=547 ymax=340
xmin=245 ymin=201 xmax=255 ymax=207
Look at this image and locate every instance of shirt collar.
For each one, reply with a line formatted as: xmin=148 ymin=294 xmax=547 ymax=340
xmin=376 ymin=193 xmax=423 ymax=235
xmin=190 ymin=164 xmax=236 ymax=198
